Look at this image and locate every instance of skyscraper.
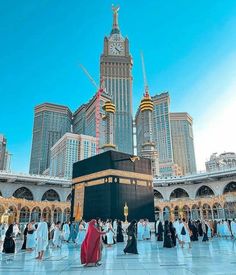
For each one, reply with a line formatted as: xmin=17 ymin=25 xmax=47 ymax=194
xmin=152 ymin=92 xmax=174 ymax=176
xmin=29 ymin=103 xmax=72 ymax=174
xmin=50 ymin=133 xmax=96 ymax=179
xmin=170 ymin=112 xmax=197 ymax=175
xmin=72 ymin=93 xmax=112 ymax=150
xmin=100 ymin=6 xmax=133 ymax=154
xmin=0 ymin=134 xmax=7 ymax=170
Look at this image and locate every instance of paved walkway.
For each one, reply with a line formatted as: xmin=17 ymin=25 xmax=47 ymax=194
xmin=1 ymin=237 xmax=236 ymax=274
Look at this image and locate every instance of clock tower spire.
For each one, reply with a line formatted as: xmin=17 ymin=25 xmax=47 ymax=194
xmin=111 ymin=5 xmax=120 ymax=35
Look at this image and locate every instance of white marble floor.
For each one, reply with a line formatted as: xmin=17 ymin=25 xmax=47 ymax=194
xmin=1 ymin=237 xmax=236 ymax=274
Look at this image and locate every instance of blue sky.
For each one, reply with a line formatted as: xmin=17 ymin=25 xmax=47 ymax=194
xmin=1 ymin=0 xmax=236 ymax=172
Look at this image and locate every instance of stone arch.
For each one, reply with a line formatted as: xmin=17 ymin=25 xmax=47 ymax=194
xmin=224 ymin=201 xmax=236 ymax=219
xmin=174 ymin=206 xmax=179 ymax=219
xmin=170 ymin=188 xmax=189 ymax=200
xmin=183 ymin=205 xmax=191 ymax=220
xmin=154 ymin=190 xmax=164 ymax=200
xmin=42 ymin=207 xmax=52 ymax=222
xmin=154 ymin=206 xmax=161 ymax=220
xmin=63 ymin=207 xmax=70 ymax=222
xmin=202 ymin=203 xmax=212 ymax=220
xmin=195 ymin=185 xmax=214 ymax=198
xmin=66 ymin=193 xmax=72 ymax=202
xmin=191 ymin=204 xmax=200 ymax=220
xmin=19 ymin=206 xmax=30 ymax=223
xmin=42 ymin=189 xmax=60 ymax=202
xmin=9 ymin=205 xmax=17 ymax=222
xmin=223 ymin=181 xmax=236 ymax=194
xmin=31 ymin=207 xmax=41 ymax=222
xmin=212 ymin=203 xmax=224 ymax=219
xmin=13 ymin=187 xmax=34 ymax=201
xmin=53 ymin=207 xmax=62 ymax=223
xmin=163 ymin=206 xmax=170 ymax=221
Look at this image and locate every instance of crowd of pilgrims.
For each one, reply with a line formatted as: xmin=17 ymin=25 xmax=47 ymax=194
xmin=156 ymin=218 xmax=236 ymax=248
xmin=0 ymin=217 xmax=236 ymax=266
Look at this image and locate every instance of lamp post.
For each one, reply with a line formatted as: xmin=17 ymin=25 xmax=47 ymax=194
xmin=124 ymin=202 xmax=128 ymax=223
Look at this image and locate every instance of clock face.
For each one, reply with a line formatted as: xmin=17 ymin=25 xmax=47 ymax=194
xmin=109 ymin=42 xmax=124 ymax=56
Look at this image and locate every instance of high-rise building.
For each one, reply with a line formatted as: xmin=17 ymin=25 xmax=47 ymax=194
xmin=0 ymin=134 xmax=7 ymax=170
xmin=72 ymin=93 xmax=112 ymax=151
xmin=50 ymin=133 xmax=96 ymax=179
xmin=205 ymin=152 xmax=236 ymax=172
xmin=3 ymin=151 xmax=12 ymax=171
xmin=72 ymin=104 xmax=86 ymax=135
xmin=135 ymin=92 xmax=159 ymax=176
xmin=100 ymin=6 xmax=133 ymax=154
xmin=152 ymin=92 xmax=174 ymax=176
xmin=170 ymin=112 xmax=197 ymax=175
xmin=29 ymin=103 xmax=72 ymax=175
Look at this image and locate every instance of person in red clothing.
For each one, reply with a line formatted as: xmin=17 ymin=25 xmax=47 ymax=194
xmin=81 ymin=219 xmax=106 ymax=267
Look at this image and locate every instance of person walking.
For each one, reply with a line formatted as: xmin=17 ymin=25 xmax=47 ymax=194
xmin=124 ymin=220 xmax=138 ymax=254
xmin=80 ymin=219 xmax=106 ymax=267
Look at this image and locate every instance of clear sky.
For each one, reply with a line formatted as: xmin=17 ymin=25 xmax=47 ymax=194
xmin=1 ymin=0 xmax=236 ymax=173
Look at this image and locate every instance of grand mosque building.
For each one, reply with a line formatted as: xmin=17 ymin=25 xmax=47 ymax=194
xmin=0 ymin=7 xmax=236 ymax=224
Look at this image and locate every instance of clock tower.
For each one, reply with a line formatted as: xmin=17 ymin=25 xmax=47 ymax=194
xmin=100 ymin=6 xmax=133 ymax=154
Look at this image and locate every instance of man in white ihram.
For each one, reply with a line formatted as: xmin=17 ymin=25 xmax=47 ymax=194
xmin=36 ymin=217 xmax=48 ymax=260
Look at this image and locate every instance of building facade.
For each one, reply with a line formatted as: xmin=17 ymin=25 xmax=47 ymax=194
xmin=170 ymin=112 xmax=197 ymax=175
xmin=100 ymin=6 xmax=133 ymax=154
xmin=50 ymin=133 xmax=97 ymax=179
xmin=0 ymin=134 xmax=7 ymax=170
xmin=29 ymin=103 xmax=72 ymax=175
xmin=0 ymin=171 xmax=71 ymax=224
xmin=152 ymin=92 xmax=174 ymax=176
xmin=206 ymin=152 xmax=236 ymax=171
xmin=153 ymin=168 xmax=236 ymax=221
xmin=73 ymin=93 xmax=111 ymax=151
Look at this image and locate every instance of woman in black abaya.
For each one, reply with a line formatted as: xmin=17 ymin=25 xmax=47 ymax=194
xmin=163 ymin=221 xmax=173 ymax=248
xmin=116 ymin=220 xmax=124 ymax=242
xmin=124 ymin=220 xmax=138 ymax=254
xmin=3 ymin=224 xmax=15 ymax=254
xmin=21 ymin=223 xmax=28 ymax=250
xmin=202 ymin=221 xmax=209 ymax=242
xmin=197 ymin=220 xmax=203 ymax=237
xmin=157 ymin=221 xmax=164 ymax=241
xmin=169 ymin=221 xmax=176 ymax=246
xmin=190 ymin=222 xmax=199 ymax=241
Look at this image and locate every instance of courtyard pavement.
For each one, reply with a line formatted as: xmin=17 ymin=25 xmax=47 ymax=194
xmin=1 ymin=236 xmax=236 ymax=274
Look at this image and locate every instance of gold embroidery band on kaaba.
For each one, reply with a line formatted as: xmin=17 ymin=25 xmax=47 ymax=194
xmin=72 ymin=169 xmax=152 ymax=185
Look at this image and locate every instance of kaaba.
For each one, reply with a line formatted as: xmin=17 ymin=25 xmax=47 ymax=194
xmin=71 ymin=150 xmax=155 ymax=222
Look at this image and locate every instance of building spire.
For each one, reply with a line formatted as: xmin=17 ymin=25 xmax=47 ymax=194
xmin=111 ymin=5 xmax=120 ymax=35
xmin=140 ymin=51 xmax=150 ymax=98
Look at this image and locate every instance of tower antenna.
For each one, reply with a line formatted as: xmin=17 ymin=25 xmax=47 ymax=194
xmin=140 ymin=51 xmax=149 ymax=97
